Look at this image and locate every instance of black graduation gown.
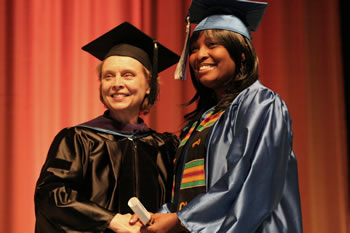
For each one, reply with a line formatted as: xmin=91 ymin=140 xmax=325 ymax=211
xmin=34 ymin=113 xmax=178 ymax=233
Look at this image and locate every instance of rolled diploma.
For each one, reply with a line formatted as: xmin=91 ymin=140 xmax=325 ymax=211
xmin=128 ymin=197 xmax=151 ymax=225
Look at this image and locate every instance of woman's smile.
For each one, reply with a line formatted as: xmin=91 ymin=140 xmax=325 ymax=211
xmin=198 ymin=63 xmax=216 ymax=71
xmin=189 ymin=32 xmax=236 ymax=97
xmin=111 ymin=92 xmax=129 ymax=100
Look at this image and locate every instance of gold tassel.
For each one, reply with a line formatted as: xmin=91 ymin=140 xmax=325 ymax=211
xmin=174 ymin=17 xmax=191 ymax=80
xmin=149 ymin=40 xmax=158 ymax=105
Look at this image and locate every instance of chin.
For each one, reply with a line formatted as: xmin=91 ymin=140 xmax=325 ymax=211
xmin=198 ymin=78 xmax=216 ymax=88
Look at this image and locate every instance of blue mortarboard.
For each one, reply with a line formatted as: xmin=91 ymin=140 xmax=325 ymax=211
xmin=174 ymin=0 xmax=268 ymax=80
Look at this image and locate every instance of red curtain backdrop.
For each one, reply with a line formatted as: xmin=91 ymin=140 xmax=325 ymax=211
xmin=0 ymin=0 xmax=348 ymax=233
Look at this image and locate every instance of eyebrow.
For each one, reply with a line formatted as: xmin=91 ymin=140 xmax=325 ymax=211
xmin=102 ymin=69 xmax=115 ymax=74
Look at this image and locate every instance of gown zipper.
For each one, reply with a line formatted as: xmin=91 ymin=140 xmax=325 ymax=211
xmin=128 ymin=137 xmax=139 ymax=197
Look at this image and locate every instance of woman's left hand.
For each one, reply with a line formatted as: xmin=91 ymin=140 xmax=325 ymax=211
xmin=109 ymin=213 xmax=142 ymax=233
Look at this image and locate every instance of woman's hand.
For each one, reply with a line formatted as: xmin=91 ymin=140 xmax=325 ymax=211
xmin=129 ymin=213 xmax=141 ymax=225
xmin=109 ymin=213 xmax=142 ymax=233
xmin=139 ymin=213 xmax=187 ymax=233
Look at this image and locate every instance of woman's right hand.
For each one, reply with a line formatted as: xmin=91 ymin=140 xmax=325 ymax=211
xmin=109 ymin=213 xmax=142 ymax=233
xmin=139 ymin=213 xmax=187 ymax=233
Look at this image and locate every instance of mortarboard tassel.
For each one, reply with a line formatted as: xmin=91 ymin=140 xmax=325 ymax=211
xmin=174 ymin=17 xmax=191 ymax=80
xmin=150 ymin=40 xmax=159 ymax=105
xmin=152 ymin=40 xmax=158 ymax=80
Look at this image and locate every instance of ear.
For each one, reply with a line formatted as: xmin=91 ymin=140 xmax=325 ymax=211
xmin=146 ymin=87 xmax=151 ymax=95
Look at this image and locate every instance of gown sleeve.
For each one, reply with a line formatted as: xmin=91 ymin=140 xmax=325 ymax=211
xmin=177 ymin=87 xmax=296 ymax=233
xmin=34 ymin=128 xmax=114 ymax=233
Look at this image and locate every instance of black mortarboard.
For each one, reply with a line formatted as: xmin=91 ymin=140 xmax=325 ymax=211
xmin=82 ymin=21 xmax=179 ymax=76
xmin=175 ymin=0 xmax=268 ymax=80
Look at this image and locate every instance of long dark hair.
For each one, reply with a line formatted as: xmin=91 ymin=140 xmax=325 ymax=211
xmin=183 ymin=29 xmax=259 ymax=132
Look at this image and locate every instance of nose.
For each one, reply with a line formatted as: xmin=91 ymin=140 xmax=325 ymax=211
xmin=190 ymin=46 xmax=209 ymax=68
xmin=196 ymin=46 xmax=209 ymax=61
xmin=113 ymin=75 xmax=124 ymax=88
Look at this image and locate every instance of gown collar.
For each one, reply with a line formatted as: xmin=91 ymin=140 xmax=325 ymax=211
xmin=79 ymin=110 xmax=150 ymax=135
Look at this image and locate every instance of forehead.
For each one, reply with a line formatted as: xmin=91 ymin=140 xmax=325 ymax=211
xmin=102 ymin=55 xmax=144 ymax=70
xmin=191 ymin=30 xmax=217 ymax=43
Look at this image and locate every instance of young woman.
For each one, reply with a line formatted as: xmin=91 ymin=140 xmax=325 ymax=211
xmin=133 ymin=1 xmax=303 ymax=232
xmin=34 ymin=22 xmax=179 ymax=233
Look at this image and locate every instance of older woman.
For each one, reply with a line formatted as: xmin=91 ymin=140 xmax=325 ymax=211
xmin=34 ymin=22 xmax=179 ymax=233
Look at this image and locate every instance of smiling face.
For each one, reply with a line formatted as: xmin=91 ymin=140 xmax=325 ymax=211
xmin=100 ymin=56 xmax=150 ymax=124
xmin=189 ymin=31 xmax=236 ymax=99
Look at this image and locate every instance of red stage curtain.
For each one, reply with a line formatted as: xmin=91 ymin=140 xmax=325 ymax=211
xmin=0 ymin=0 xmax=348 ymax=232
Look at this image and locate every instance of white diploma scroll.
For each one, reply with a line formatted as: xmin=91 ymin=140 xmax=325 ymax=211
xmin=128 ymin=197 xmax=151 ymax=225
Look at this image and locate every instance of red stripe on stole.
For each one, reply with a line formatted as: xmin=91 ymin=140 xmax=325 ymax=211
xmin=182 ymin=170 xmax=204 ymax=178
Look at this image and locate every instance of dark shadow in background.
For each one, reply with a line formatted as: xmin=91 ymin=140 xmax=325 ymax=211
xmin=339 ymin=0 xmax=350 ymax=197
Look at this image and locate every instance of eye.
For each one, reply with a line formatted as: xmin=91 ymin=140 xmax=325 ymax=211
xmin=207 ymin=41 xmax=219 ymax=49
xmin=123 ymin=72 xmax=135 ymax=79
xmin=102 ymin=72 xmax=114 ymax=80
xmin=190 ymin=45 xmax=199 ymax=54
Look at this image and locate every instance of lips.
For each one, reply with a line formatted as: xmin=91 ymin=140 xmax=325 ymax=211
xmin=199 ymin=64 xmax=215 ymax=71
xmin=111 ymin=93 xmax=128 ymax=97
xmin=110 ymin=93 xmax=130 ymax=101
xmin=196 ymin=63 xmax=216 ymax=74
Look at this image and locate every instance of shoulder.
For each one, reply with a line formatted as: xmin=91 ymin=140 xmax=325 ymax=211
xmin=51 ymin=126 xmax=114 ymax=146
xmin=230 ymin=81 xmax=288 ymax=113
xmin=220 ymin=81 xmax=291 ymax=130
xmin=56 ymin=126 xmax=99 ymax=138
xmin=237 ymin=81 xmax=281 ymax=103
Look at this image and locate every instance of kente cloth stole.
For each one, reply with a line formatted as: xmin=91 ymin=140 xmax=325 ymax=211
xmin=172 ymin=109 xmax=225 ymax=211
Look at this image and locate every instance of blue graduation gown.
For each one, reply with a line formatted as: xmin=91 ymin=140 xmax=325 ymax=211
xmin=160 ymin=80 xmax=303 ymax=233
